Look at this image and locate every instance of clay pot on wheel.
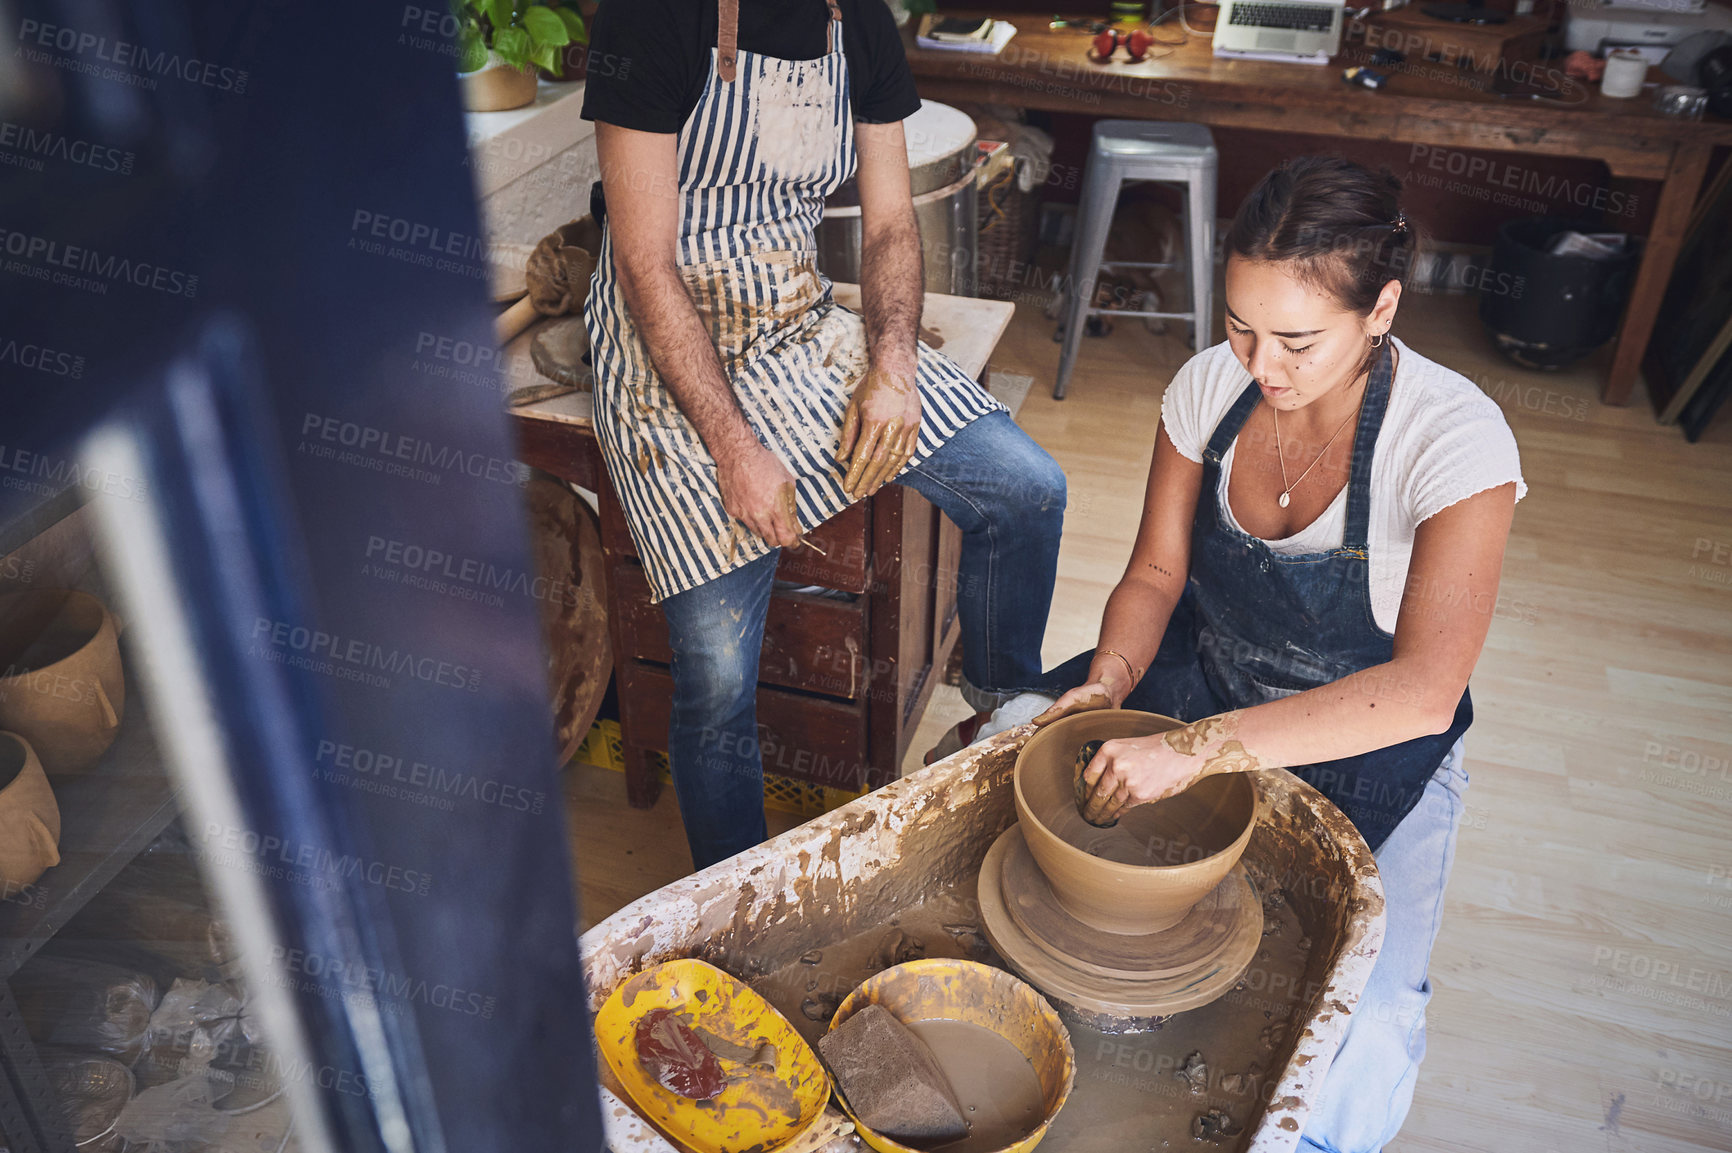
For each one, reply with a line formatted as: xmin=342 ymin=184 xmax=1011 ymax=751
xmin=0 ymin=732 xmax=61 ymax=892
xmin=1014 ymin=710 xmax=1257 ymax=935
xmin=0 ymin=589 xmax=125 ymax=777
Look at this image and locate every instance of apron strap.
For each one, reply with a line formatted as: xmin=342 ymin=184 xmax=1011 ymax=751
xmin=1343 ymin=340 xmax=1395 ymax=550
xmin=826 ymin=0 xmax=842 ymax=53
xmin=717 ymin=0 xmax=740 ymax=82
xmin=1203 ymin=381 xmax=1264 ymax=465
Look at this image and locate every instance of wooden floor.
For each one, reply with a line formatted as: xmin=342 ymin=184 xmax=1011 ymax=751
xmin=564 ymin=289 xmax=1732 ymax=1152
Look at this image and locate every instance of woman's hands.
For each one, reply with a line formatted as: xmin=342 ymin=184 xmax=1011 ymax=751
xmin=1074 ymin=711 xmax=1260 ymax=826
xmin=1031 ymin=681 xmax=1115 ymax=727
xmin=1074 ymin=735 xmax=1208 ymax=827
xmin=1033 ymin=651 xmax=1145 ymax=727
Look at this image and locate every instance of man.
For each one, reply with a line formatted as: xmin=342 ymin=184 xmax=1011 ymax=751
xmin=582 ymin=0 xmax=1064 ymax=869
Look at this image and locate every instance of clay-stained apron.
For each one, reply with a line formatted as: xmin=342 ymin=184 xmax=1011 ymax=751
xmin=583 ymin=0 xmax=1004 ymax=604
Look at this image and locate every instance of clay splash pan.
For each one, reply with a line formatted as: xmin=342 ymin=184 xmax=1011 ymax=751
xmin=595 ymin=958 xmax=830 ymax=1153
xmin=1013 ymin=710 xmax=1258 ymax=936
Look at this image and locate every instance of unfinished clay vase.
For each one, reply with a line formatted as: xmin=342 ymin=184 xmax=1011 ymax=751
xmin=0 ymin=732 xmax=61 ymax=893
xmin=0 ymin=590 xmax=125 ymax=777
xmin=1014 ymin=710 xmax=1257 ymax=935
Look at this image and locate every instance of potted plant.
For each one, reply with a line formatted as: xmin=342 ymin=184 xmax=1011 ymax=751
xmin=454 ymin=0 xmax=588 ymax=112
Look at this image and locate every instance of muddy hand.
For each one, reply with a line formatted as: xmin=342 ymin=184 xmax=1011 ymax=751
xmin=1077 ymin=735 xmax=1205 ymax=826
xmin=840 ymin=365 xmax=921 ymax=500
xmin=1032 ymin=681 xmax=1115 ymax=728
xmin=1072 ymin=740 xmax=1117 ymax=827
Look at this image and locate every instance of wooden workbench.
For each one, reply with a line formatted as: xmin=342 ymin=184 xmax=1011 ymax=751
xmin=905 ymin=12 xmax=1732 ymax=408
xmin=511 ymin=285 xmax=1015 ymax=809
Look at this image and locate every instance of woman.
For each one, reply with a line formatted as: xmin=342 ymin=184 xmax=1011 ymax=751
xmin=1020 ymin=156 xmax=1524 ymax=1150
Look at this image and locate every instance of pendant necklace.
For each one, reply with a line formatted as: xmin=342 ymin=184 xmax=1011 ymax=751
xmin=1272 ymin=388 xmax=1365 ymax=510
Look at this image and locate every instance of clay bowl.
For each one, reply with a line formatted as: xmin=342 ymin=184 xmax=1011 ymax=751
xmin=1014 ymin=710 xmax=1257 ymax=935
xmin=829 ymin=959 xmax=1075 ymax=1153
xmin=0 ymin=732 xmax=60 ymax=894
xmin=0 ymin=589 xmax=125 ymax=777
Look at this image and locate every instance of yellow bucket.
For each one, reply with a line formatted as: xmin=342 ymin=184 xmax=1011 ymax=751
xmin=596 ymin=958 xmax=831 ymax=1153
xmin=827 ymin=959 xmax=1076 ymax=1153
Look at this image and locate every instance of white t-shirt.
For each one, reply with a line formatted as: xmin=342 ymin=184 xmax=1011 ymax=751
xmin=1160 ymin=338 xmax=1527 ymax=635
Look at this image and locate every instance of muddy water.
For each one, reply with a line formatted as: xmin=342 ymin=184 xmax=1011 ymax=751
xmin=1038 ymin=789 xmax=1232 ymax=868
xmin=907 ymin=1020 xmax=1044 ymax=1153
xmin=751 ymin=882 xmax=1314 ymax=1152
xmin=751 ymin=890 xmax=990 ymax=1050
xmin=1046 ymin=894 xmax=1311 ymax=1150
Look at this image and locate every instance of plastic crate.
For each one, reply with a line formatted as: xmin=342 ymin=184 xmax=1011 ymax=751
xmin=571 ymin=719 xmax=865 ymax=818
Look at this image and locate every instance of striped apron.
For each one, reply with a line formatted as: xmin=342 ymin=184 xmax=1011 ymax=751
xmin=584 ymin=0 xmax=1006 ymax=603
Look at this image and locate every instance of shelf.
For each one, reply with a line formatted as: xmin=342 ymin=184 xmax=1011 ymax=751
xmin=0 ymin=485 xmax=86 ymax=564
xmin=0 ymin=699 xmax=178 ymax=979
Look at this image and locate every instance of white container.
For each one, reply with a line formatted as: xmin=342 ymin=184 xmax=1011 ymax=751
xmin=1601 ymin=48 xmax=1650 ymax=97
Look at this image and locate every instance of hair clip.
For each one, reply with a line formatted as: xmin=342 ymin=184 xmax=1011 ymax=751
xmin=1390 ymin=214 xmax=1410 ymax=234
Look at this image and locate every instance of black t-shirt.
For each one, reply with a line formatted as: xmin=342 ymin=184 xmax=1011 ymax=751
xmin=580 ymin=0 xmax=922 ymax=133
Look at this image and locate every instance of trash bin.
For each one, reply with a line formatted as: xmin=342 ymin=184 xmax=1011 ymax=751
xmin=817 ymin=100 xmax=979 ymax=296
xmin=1478 ymin=216 xmax=1641 ymax=371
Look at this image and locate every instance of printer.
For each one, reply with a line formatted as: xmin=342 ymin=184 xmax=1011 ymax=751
xmin=1565 ymin=0 xmax=1732 ymax=55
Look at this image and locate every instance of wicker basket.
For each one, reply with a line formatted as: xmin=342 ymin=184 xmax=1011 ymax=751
xmin=976 ymin=160 xmax=1043 ymax=302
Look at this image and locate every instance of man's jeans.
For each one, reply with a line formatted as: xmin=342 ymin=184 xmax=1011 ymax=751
xmin=660 ymin=411 xmax=1065 ymax=869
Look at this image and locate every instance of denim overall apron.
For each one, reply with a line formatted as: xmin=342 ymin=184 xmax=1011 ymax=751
xmin=583 ymin=0 xmax=1004 ymax=603
xmin=1048 ymin=343 xmax=1471 ymax=850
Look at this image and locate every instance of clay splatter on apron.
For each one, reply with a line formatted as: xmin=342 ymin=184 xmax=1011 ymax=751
xmin=583 ymin=2 xmax=1004 ymax=603
xmin=753 ymin=68 xmax=832 ymax=178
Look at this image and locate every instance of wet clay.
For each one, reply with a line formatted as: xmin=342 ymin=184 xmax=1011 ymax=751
xmin=819 ymin=1004 xmax=969 ymax=1145
xmin=1016 ymin=713 xmax=1257 ymax=935
xmin=754 ymin=882 xmax=1310 ymax=1152
xmin=977 ymin=828 xmax=1263 ymax=1020
xmin=1001 ymin=828 xmax=1253 ymax=981
xmin=904 ymin=1019 xmax=1044 ymax=1153
xmin=751 ymin=890 xmax=988 ymax=1050
xmin=1038 ymin=894 xmax=1311 ymax=1152
xmin=634 ymin=1008 xmax=725 ymax=1099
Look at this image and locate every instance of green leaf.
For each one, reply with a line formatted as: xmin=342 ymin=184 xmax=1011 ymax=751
xmin=484 ymin=0 xmax=516 ymax=31
xmin=553 ymin=7 xmax=588 ymax=43
xmin=531 ymin=43 xmax=561 ymax=74
xmin=457 ymin=26 xmax=489 ymax=71
xmin=492 ymin=24 xmax=531 ymax=67
xmin=522 ymin=5 xmax=570 ymax=47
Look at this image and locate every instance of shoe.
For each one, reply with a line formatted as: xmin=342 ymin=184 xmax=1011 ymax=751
xmin=923 ymin=710 xmax=992 ymax=766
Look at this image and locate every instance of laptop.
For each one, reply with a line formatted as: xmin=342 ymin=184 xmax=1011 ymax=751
xmin=1213 ymin=0 xmax=1346 ymax=63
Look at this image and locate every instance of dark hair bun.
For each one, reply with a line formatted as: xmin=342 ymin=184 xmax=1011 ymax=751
xmin=1226 ymin=155 xmax=1417 ymax=315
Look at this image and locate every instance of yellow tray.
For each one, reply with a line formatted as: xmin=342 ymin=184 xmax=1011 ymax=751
xmin=596 ymin=959 xmax=830 ymax=1153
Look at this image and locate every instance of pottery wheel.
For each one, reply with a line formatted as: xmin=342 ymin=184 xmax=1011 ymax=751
xmin=976 ymin=824 xmax=1263 ymax=1025
xmin=999 ymin=823 xmax=1250 ymax=982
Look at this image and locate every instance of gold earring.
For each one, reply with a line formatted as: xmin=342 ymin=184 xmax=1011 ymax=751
xmin=1369 ymin=332 xmax=1385 ymax=348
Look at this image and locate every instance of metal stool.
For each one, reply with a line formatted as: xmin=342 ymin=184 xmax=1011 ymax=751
xmin=1054 ymin=121 xmax=1218 ymax=399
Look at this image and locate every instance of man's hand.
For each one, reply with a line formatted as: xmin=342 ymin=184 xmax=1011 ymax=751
xmin=717 ymin=441 xmax=803 ymax=551
xmin=840 ymin=363 xmax=920 ymax=499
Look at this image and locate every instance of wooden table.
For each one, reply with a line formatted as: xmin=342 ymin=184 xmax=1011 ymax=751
xmin=906 ymin=12 xmax=1732 ymax=408
xmin=511 ymin=286 xmax=1015 ymax=809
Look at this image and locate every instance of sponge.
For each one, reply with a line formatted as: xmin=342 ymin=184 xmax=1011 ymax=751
xmin=818 ymin=1004 xmax=969 ymax=1144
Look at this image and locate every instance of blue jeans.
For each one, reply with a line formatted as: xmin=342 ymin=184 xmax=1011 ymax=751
xmin=1300 ymin=741 xmax=1468 ymax=1152
xmin=660 ymin=411 xmax=1065 ymax=868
